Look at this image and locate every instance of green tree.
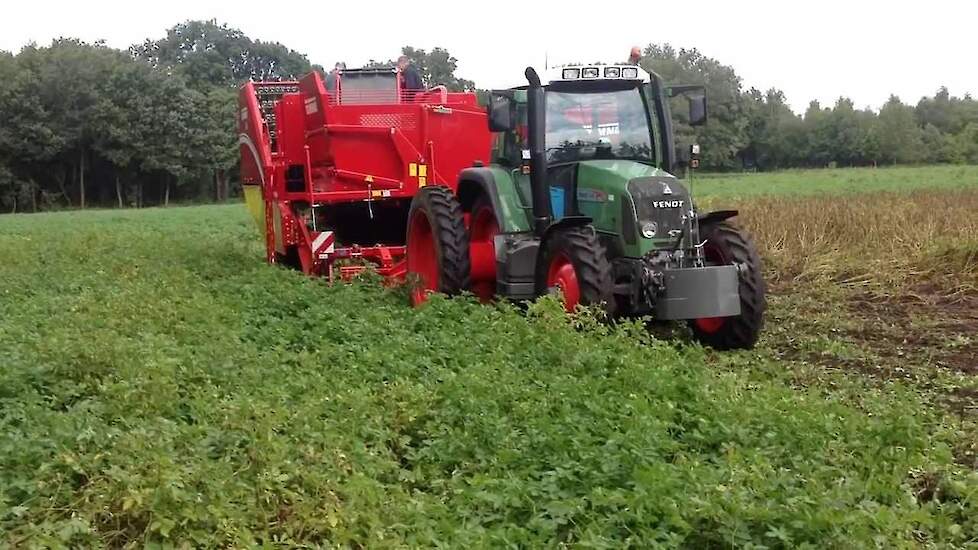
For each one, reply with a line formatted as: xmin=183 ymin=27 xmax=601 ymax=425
xmin=920 ymin=123 xmax=954 ymax=164
xmin=17 ymin=39 xmax=132 ymax=208
xmin=641 ymin=44 xmax=749 ymax=170
xmin=916 ymin=87 xmax=956 ymax=133
xmin=198 ymin=87 xmax=239 ymax=201
xmin=132 ymin=73 xmax=206 ymax=206
xmin=802 ymin=101 xmax=833 ymax=167
xmin=877 ymin=95 xmax=923 ymax=165
xmin=0 ymin=51 xmax=18 ymax=211
xmin=745 ymin=88 xmax=808 ymax=169
xmin=953 ymin=122 xmax=978 ymax=164
xmin=827 ymin=98 xmax=866 ymax=166
xmin=915 ymin=87 xmax=978 ymax=165
xmin=132 ymin=20 xmax=311 ymax=202
xmin=855 ymin=108 xmax=881 ymax=165
xmin=131 ymin=20 xmax=312 ymax=89
xmin=95 ymin=59 xmax=166 ymax=207
xmin=0 ymin=47 xmax=66 ymax=211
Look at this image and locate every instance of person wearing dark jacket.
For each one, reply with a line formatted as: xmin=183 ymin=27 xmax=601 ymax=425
xmin=325 ymin=62 xmax=345 ymax=93
xmin=397 ymin=55 xmax=424 ymax=101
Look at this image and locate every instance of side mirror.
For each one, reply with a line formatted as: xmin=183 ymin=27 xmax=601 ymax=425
xmin=688 ymin=94 xmax=708 ymax=126
xmin=675 ymin=144 xmax=701 ymax=170
xmin=488 ymin=93 xmax=515 ymax=132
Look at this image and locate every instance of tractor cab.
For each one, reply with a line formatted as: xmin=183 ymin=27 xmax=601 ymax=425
xmin=544 ymin=65 xmax=656 ymax=167
xmin=485 ymin=64 xmax=708 ymax=248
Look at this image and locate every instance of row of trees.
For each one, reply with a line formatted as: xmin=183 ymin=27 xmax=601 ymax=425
xmin=1 ymin=23 xmax=976 ymax=212
xmin=0 ymin=21 xmax=487 ymax=213
xmin=642 ymin=45 xmax=978 ymax=170
xmin=0 ymin=21 xmax=313 ymax=213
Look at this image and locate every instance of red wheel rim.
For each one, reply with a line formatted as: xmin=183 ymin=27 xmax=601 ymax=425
xmin=469 ymin=204 xmax=498 ymax=301
xmin=407 ymin=210 xmax=438 ymax=306
xmin=546 ymin=252 xmax=581 ymax=313
xmin=694 ymin=316 xmax=726 ymax=333
xmin=694 ymin=240 xmax=728 ymax=333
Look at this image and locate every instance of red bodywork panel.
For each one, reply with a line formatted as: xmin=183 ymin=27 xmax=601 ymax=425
xmin=239 ymin=70 xmax=491 ymax=279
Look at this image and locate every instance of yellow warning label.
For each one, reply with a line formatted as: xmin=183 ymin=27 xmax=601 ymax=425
xmin=419 ymin=164 xmax=428 ymax=178
xmin=409 ymin=163 xmax=417 ymax=177
xmin=371 ymin=190 xmax=383 ymax=197
xmin=365 ymin=175 xmax=374 ymax=183
xmin=418 ymin=176 xmax=427 ymax=187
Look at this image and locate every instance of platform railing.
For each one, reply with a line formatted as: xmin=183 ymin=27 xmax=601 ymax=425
xmin=324 ymin=86 xmax=450 ymax=105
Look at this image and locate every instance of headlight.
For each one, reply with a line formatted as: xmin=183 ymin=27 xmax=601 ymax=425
xmin=562 ymin=68 xmax=580 ymax=79
xmin=621 ymin=67 xmax=639 ymax=79
xmin=641 ymin=221 xmax=658 ymax=239
xmin=604 ymin=67 xmax=621 ymax=78
xmin=582 ymin=67 xmax=600 ymax=78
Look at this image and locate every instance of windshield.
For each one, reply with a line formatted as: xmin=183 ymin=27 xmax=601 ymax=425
xmin=545 ymin=88 xmax=654 ymax=164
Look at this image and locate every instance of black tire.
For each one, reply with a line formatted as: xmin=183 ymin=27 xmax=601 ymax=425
xmin=535 ymin=225 xmax=616 ymax=315
xmin=689 ymin=220 xmax=766 ymax=350
xmin=406 ymin=186 xmax=470 ymax=303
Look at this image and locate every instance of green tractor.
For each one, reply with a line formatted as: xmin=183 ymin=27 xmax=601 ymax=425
xmin=408 ymin=65 xmax=765 ymax=349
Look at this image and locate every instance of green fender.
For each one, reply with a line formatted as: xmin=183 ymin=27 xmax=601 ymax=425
xmin=456 ymin=166 xmax=532 ymax=233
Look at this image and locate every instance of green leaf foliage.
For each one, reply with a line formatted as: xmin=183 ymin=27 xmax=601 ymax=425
xmin=1 ymin=204 xmax=975 ymax=546
xmin=130 ymin=19 xmax=312 ymax=89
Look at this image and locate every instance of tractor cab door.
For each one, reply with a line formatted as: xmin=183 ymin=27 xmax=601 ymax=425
xmin=542 ymin=90 xmax=628 ymax=221
xmin=545 ymin=163 xmax=579 ymax=220
xmin=489 ymin=90 xmax=529 ymax=167
xmin=487 ymin=89 xmax=539 ymax=217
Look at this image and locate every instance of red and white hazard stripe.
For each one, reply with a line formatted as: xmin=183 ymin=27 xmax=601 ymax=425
xmin=311 ymin=231 xmax=335 ymax=259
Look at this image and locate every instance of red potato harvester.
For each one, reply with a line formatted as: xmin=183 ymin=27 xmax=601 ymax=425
xmin=238 ymin=67 xmax=490 ymax=290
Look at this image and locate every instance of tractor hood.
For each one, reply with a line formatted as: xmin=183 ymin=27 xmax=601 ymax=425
xmin=624 ymin=174 xmax=692 ymax=249
xmin=573 ymin=160 xmax=688 ymax=257
xmin=575 ymin=159 xmax=672 ymax=182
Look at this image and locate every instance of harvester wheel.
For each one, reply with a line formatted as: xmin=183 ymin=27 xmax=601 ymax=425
xmin=468 ymin=195 xmax=499 ymax=301
xmin=689 ymin=221 xmax=766 ymax=350
xmin=406 ymin=186 xmax=471 ymax=306
xmin=536 ymin=226 xmax=615 ymax=315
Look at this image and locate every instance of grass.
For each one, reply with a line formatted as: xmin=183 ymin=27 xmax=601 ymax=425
xmin=693 ymin=164 xmax=978 ymax=200
xmin=1 ymin=166 xmax=977 ymax=547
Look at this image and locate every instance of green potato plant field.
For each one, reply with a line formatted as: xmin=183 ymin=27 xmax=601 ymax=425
xmin=1 ymin=166 xmax=977 ymax=547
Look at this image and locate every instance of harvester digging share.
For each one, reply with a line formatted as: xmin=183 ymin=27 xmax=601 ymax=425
xmin=239 ymin=63 xmax=766 ymax=349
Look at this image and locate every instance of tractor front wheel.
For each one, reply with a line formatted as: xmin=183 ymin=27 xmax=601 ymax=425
xmin=689 ymin=221 xmax=766 ymax=349
xmin=536 ymin=226 xmax=615 ymax=315
xmin=406 ymin=186 xmax=470 ymax=306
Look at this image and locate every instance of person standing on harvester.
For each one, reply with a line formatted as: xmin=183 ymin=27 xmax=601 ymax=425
xmin=398 ymin=55 xmax=424 ymax=101
xmin=325 ymin=62 xmax=345 ymax=93
xmin=628 ymin=46 xmax=642 ymax=65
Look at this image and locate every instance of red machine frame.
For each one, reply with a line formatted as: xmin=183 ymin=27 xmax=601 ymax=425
xmin=238 ymin=69 xmax=490 ymax=282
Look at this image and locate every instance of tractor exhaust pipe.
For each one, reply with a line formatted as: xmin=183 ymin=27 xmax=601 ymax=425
xmin=525 ymin=67 xmax=551 ymax=237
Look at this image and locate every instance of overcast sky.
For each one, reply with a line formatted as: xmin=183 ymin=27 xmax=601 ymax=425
xmin=1 ymin=0 xmax=975 ymax=113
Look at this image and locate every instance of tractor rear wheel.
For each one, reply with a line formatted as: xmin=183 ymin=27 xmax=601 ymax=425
xmin=689 ymin=220 xmax=766 ymax=350
xmin=406 ymin=186 xmax=470 ymax=306
xmin=536 ymin=226 xmax=615 ymax=315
